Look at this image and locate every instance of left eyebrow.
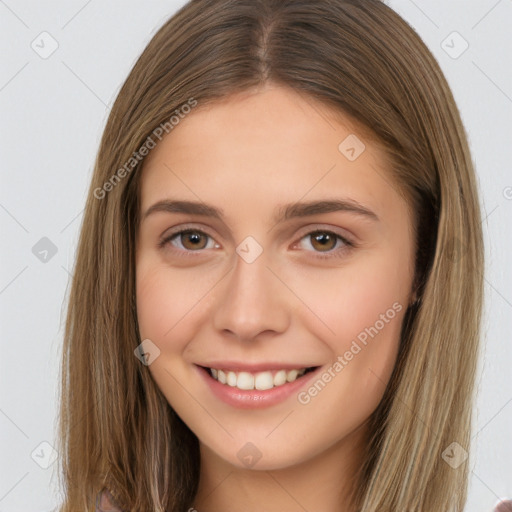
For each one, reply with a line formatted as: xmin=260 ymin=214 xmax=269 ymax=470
xmin=141 ymin=198 xmax=379 ymax=224
xmin=275 ymin=198 xmax=379 ymax=223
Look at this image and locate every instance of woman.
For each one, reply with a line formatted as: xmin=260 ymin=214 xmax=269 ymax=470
xmin=57 ymin=0 xmax=485 ymax=510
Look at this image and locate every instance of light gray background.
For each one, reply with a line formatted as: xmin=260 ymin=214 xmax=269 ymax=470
xmin=0 ymin=1 xmax=511 ymax=511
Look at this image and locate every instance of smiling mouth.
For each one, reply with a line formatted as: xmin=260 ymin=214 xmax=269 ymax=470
xmin=198 ymin=365 xmax=318 ymax=391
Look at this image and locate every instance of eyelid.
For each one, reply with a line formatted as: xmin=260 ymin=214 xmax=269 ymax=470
xmin=160 ymin=223 xmax=216 ymax=241
xmin=292 ymin=223 xmax=355 ymax=244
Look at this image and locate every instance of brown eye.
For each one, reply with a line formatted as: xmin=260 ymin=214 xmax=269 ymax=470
xmin=177 ymin=230 xmax=209 ymax=250
xmin=159 ymin=228 xmax=217 ymax=254
xmin=294 ymin=229 xmax=353 ymax=260
xmin=309 ymin=231 xmax=338 ymax=252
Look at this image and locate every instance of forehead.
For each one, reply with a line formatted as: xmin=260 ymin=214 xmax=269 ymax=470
xmin=139 ymin=86 xmax=401 ymax=223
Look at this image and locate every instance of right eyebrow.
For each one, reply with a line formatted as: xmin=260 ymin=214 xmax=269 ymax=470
xmin=142 ymin=199 xmax=224 ymax=222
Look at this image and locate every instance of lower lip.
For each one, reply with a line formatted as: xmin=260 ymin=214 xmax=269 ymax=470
xmin=195 ymin=365 xmax=322 ymax=409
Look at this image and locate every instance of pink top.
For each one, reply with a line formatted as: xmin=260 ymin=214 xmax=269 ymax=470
xmin=494 ymin=500 xmax=512 ymax=512
xmin=94 ymin=489 xmax=512 ymax=512
xmin=95 ymin=489 xmax=124 ymax=512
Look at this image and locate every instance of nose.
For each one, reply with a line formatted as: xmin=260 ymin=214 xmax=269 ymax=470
xmin=212 ymin=246 xmax=290 ymax=342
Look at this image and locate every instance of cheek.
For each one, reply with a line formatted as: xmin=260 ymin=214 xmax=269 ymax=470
xmin=135 ymin=262 xmax=204 ymax=406
xmin=290 ymin=253 xmax=408 ymax=411
xmin=136 ymin=264 xmax=174 ymax=342
xmin=295 ymin=282 xmax=406 ymax=441
xmin=135 ymin=256 xmax=230 ymax=379
xmin=135 ymin=269 xmax=189 ymax=372
xmin=135 ymin=260 xmax=209 ymax=346
xmin=289 ymin=251 xmax=409 ymax=347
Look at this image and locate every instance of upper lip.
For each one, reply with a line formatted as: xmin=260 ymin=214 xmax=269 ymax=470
xmin=196 ymin=361 xmax=320 ymax=372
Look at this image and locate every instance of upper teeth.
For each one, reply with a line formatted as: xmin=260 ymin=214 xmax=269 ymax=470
xmin=210 ymin=368 xmax=308 ymax=390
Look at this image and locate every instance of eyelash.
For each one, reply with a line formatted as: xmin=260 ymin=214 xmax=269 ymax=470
xmin=158 ymin=225 xmax=355 ymax=260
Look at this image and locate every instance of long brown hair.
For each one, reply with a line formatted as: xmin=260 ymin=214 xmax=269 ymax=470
xmin=56 ymin=1 xmax=484 ymax=510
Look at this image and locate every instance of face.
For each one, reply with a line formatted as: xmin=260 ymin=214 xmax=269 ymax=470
xmin=135 ymin=84 xmax=416 ymax=471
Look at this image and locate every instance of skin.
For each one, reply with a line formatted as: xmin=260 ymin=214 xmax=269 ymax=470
xmin=135 ymin=83 xmax=417 ymax=512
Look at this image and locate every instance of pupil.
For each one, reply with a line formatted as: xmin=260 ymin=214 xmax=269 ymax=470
xmin=316 ymin=233 xmax=329 ymax=244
